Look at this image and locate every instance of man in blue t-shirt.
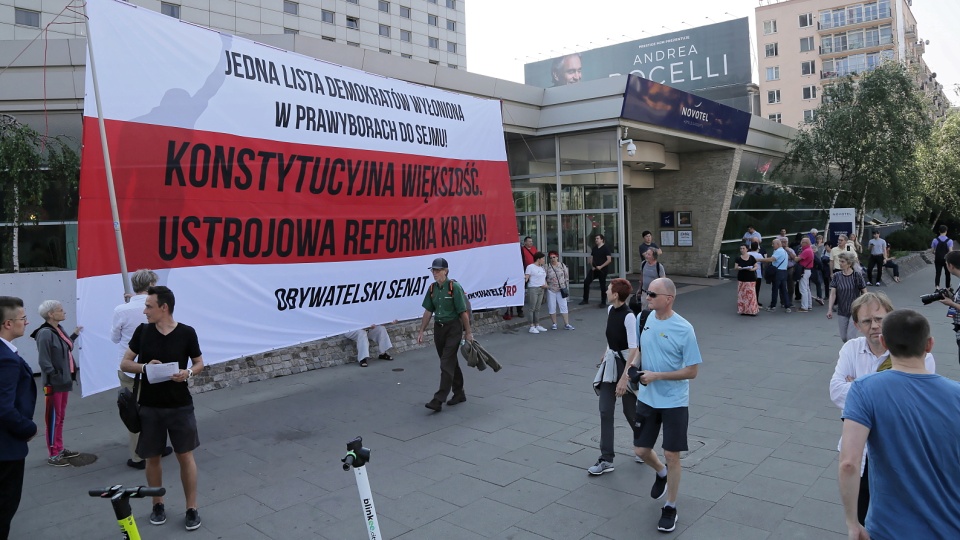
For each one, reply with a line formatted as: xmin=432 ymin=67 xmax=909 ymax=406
xmin=618 ymin=277 xmax=702 ymax=534
xmin=840 ymin=309 xmax=960 ymax=540
xmin=766 ymin=238 xmax=792 ymax=312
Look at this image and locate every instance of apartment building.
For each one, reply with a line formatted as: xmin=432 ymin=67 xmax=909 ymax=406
xmin=756 ymin=0 xmax=948 ymax=128
xmin=1 ymin=0 xmax=466 ymax=69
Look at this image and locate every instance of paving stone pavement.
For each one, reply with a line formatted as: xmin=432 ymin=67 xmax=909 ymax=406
xmin=11 ymin=265 xmax=957 ymax=539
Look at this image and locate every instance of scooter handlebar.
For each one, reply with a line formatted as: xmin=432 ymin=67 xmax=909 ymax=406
xmin=88 ymin=486 xmax=167 ymax=498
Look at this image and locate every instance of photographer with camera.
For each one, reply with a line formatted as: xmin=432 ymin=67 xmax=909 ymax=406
xmin=935 ymin=251 xmax=960 ymax=365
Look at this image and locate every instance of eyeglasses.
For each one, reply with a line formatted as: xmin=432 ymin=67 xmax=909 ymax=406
xmin=646 ymin=292 xmax=673 ymax=299
xmin=5 ymin=316 xmax=27 ymax=323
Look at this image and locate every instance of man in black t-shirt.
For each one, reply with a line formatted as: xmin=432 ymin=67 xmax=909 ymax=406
xmin=120 ymin=286 xmax=204 ymax=531
xmin=580 ymin=234 xmax=613 ymax=307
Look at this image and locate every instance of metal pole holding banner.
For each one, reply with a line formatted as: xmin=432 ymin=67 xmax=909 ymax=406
xmin=83 ymin=8 xmax=132 ymax=297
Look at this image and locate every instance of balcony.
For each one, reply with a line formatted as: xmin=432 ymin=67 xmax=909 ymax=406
xmin=905 ymin=24 xmax=916 ymax=38
xmin=819 ymin=34 xmax=894 ymax=56
xmin=819 ymin=9 xmax=891 ymax=32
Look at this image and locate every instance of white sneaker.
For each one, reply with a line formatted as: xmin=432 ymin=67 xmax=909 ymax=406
xmin=565 ymin=324 xmax=575 ymax=330
xmin=536 ymin=325 xmax=548 ymax=332
xmin=551 ymin=323 xmax=558 ymax=330
xmin=528 ymin=327 xmax=540 ymax=334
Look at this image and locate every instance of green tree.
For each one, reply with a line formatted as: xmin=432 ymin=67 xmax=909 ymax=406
xmin=916 ymin=110 xmax=960 ymax=227
xmin=0 ymin=114 xmax=80 ymax=272
xmin=771 ymin=62 xmax=932 ymax=235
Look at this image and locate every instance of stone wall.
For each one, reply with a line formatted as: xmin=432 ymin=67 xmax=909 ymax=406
xmin=189 ymin=308 xmax=526 ymax=393
xmin=628 ymin=148 xmax=742 ymax=276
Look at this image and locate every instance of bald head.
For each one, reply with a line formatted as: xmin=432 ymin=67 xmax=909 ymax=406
xmin=650 ymin=277 xmax=676 ymax=296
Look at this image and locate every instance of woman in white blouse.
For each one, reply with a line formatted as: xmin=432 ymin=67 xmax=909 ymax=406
xmin=524 ymin=252 xmax=548 ymax=334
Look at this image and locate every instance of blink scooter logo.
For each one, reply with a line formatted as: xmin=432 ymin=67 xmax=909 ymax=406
xmin=363 ymin=498 xmax=378 ymax=539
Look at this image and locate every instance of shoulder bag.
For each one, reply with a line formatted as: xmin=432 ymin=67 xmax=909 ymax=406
xmin=117 ymin=324 xmax=145 ymax=433
xmin=551 ymin=264 xmax=569 ymax=298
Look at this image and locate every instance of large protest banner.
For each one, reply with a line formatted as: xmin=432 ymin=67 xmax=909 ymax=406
xmin=77 ymin=0 xmax=522 ymax=396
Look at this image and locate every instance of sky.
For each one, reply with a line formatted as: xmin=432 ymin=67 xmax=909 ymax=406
xmin=465 ymin=0 xmax=959 ymax=106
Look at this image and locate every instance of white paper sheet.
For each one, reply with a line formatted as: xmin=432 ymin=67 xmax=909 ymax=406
xmin=145 ymin=362 xmax=180 ymax=383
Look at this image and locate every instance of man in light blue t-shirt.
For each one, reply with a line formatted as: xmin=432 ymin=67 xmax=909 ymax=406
xmin=618 ymin=277 xmax=702 ymax=534
xmin=840 ymin=309 xmax=960 ymax=540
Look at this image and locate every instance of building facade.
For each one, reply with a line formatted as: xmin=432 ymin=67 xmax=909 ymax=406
xmin=0 ymin=0 xmax=465 ymax=69
xmin=756 ymin=0 xmax=949 ymax=128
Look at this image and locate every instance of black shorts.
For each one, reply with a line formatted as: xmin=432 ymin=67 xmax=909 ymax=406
xmin=137 ymin=404 xmax=199 ymax=458
xmin=633 ymin=401 xmax=689 ymax=452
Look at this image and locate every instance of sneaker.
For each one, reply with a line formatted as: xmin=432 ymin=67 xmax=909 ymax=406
xmin=815 ymin=297 xmax=824 ymax=306
xmin=536 ymin=325 xmax=548 ymax=332
xmin=634 ymin=455 xmax=644 ymax=463
xmin=424 ymin=399 xmax=442 ymax=412
xmin=528 ymin=327 xmax=540 ymax=334
xmin=651 ymin=470 xmax=668 ymax=499
xmin=876 ymin=281 xmax=884 ymax=286
xmin=657 ymin=505 xmax=678 ymax=532
xmin=150 ymin=503 xmax=167 ymax=525
xmin=127 ymin=459 xmax=146 ymax=470
xmin=446 ymin=394 xmax=466 ymax=406
xmin=551 ymin=323 xmax=558 ymax=330
xmin=785 ymin=308 xmax=793 ymax=313
xmin=47 ymin=455 xmax=70 ymax=467
xmin=797 ymin=308 xmax=810 ymax=313
xmin=564 ymin=324 xmax=575 ymax=330
xmin=60 ymin=449 xmax=80 ymax=458
xmin=765 ymin=306 xmax=775 ymax=312
xmin=587 ymin=459 xmax=615 ymax=475
xmin=578 ymin=300 xmax=589 ymax=305
xmin=185 ymin=508 xmax=201 ymax=531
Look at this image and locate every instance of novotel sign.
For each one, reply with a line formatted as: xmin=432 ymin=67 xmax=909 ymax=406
xmin=621 ymin=75 xmax=752 ymax=145
xmin=524 ymin=18 xmax=751 ymax=94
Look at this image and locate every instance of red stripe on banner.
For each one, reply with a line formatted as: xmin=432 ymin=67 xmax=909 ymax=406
xmin=77 ymin=119 xmax=517 ymax=278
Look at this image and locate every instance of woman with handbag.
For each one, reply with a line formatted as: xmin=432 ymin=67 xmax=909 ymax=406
xmin=734 ymin=244 xmax=760 ymax=315
xmin=524 ymin=252 xmax=549 ymax=334
xmin=30 ymin=300 xmax=82 ymax=467
xmin=545 ymin=251 xmax=574 ymax=330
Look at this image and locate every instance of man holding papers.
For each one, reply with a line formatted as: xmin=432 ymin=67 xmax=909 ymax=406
xmin=120 ymin=286 xmax=205 ymax=532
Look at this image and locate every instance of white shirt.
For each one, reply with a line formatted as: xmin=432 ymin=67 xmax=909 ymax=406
xmin=525 ymin=264 xmax=546 ymax=288
xmin=111 ymin=294 xmax=148 ymax=373
xmin=1 ymin=336 xmax=17 ymax=354
xmin=830 ymin=336 xmax=936 ymax=473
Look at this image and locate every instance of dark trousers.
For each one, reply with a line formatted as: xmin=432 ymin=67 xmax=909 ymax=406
xmin=598 ymin=355 xmax=641 ymax=463
xmin=935 ymin=259 xmax=951 ymax=288
xmin=770 ymin=269 xmax=791 ymax=308
xmin=810 ymin=264 xmax=823 ymax=298
xmin=0 ymin=459 xmax=25 ymax=540
xmin=433 ymin=319 xmax=464 ymax=402
xmin=755 ymin=277 xmax=762 ymax=297
xmin=582 ymin=268 xmax=608 ymax=303
xmin=858 ymin=456 xmax=870 ymax=526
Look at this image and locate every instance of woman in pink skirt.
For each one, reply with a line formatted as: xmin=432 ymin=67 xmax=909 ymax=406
xmin=735 ymin=244 xmax=760 ymax=315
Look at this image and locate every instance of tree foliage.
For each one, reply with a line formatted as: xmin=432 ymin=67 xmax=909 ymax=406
xmin=916 ymin=110 xmax=960 ymax=227
xmin=0 ymin=115 xmax=80 ymax=272
xmin=771 ymin=62 xmax=932 ymax=233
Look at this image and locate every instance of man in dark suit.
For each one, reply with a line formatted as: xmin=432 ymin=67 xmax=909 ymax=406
xmin=0 ymin=296 xmax=38 ymax=539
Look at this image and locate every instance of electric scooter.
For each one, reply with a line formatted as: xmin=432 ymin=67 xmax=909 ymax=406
xmin=342 ymin=436 xmax=383 ymax=540
xmin=89 ymin=485 xmax=166 ymax=539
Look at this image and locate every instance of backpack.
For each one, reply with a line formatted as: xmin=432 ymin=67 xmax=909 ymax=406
xmin=428 ymin=279 xmax=472 ymax=320
xmin=935 ymin=237 xmax=951 ymax=261
xmin=639 ymin=261 xmax=663 ymax=289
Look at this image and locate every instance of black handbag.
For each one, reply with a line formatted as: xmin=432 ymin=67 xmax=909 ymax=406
xmin=117 ymin=371 xmax=141 ymax=433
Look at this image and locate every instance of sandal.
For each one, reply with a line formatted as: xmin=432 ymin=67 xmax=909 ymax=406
xmin=359 ymin=358 xmax=369 ymax=367
xmin=378 ymin=353 xmax=393 ymax=361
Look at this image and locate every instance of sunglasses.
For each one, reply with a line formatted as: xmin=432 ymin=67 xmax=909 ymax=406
xmin=646 ymin=292 xmax=673 ymax=299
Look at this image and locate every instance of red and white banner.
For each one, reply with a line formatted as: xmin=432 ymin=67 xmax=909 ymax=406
xmin=77 ymin=0 xmax=522 ymax=396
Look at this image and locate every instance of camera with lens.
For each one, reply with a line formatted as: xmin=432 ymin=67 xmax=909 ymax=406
xmin=627 ymin=365 xmax=647 ymax=388
xmin=920 ymin=288 xmax=952 ymax=305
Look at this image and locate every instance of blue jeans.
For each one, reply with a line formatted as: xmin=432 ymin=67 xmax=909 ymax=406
xmin=770 ymin=269 xmax=791 ymax=308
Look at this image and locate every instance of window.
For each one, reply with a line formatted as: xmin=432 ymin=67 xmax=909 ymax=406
xmin=765 ymin=43 xmax=779 ymax=57
xmin=283 ymin=1 xmax=298 ymax=16
xmin=446 ymin=41 xmax=457 ymax=53
xmin=429 ymin=37 xmax=439 ymax=49
xmin=429 ymin=60 xmax=439 ymax=65
xmin=346 ymin=17 xmax=359 ymax=29
xmin=284 ymin=27 xmax=298 ymax=34
xmin=428 ymin=14 xmax=438 ymax=26
xmin=346 ymin=0 xmax=358 ymax=3
xmin=427 ymin=0 xmax=437 ymax=3
xmin=160 ymin=2 xmax=180 ymax=19
xmin=448 ymin=64 xmax=457 ymax=69
xmin=768 ymin=90 xmax=781 ymax=104
xmin=763 ymin=20 xmax=778 ymax=35
xmin=347 ymin=41 xmax=360 ymax=47
xmin=321 ymin=10 xmax=334 ymax=23
xmin=400 ymin=6 xmax=411 ymax=18
xmin=802 ymin=85 xmax=818 ymax=100
xmin=801 ymin=60 xmax=816 ymax=76
xmin=800 ymin=36 xmax=814 ymax=52
xmin=768 ymin=113 xmax=782 ymax=123
xmin=821 ymin=36 xmax=833 ymax=54
xmin=400 ymin=29 xmax=412 ymax=42
xmin=803 ymin=109 xmax=817 ymax=122
xmin=446 ymin=0 xmax=456 ymax=8
xmin=378 ymin=1 xmax=389 ymax=12
xmin=446 ymin=19 xmax=456 ymax=31
xmin=766 ymin=66 xmax=780 ymax=81
xmin=401 ymin=53 xmax=413 ymax=59
xmin=379 ymin=48 xmax=391 ymax=54
xmin=799 ymin=13 xmax=813 ymax=27
xmin=14 ymin=8 xmax=40 ymax=27
xmin=322 ymin=36 xmax=336 ymax=42
xmin=379 ymin=24 xmax=390 ymax=37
